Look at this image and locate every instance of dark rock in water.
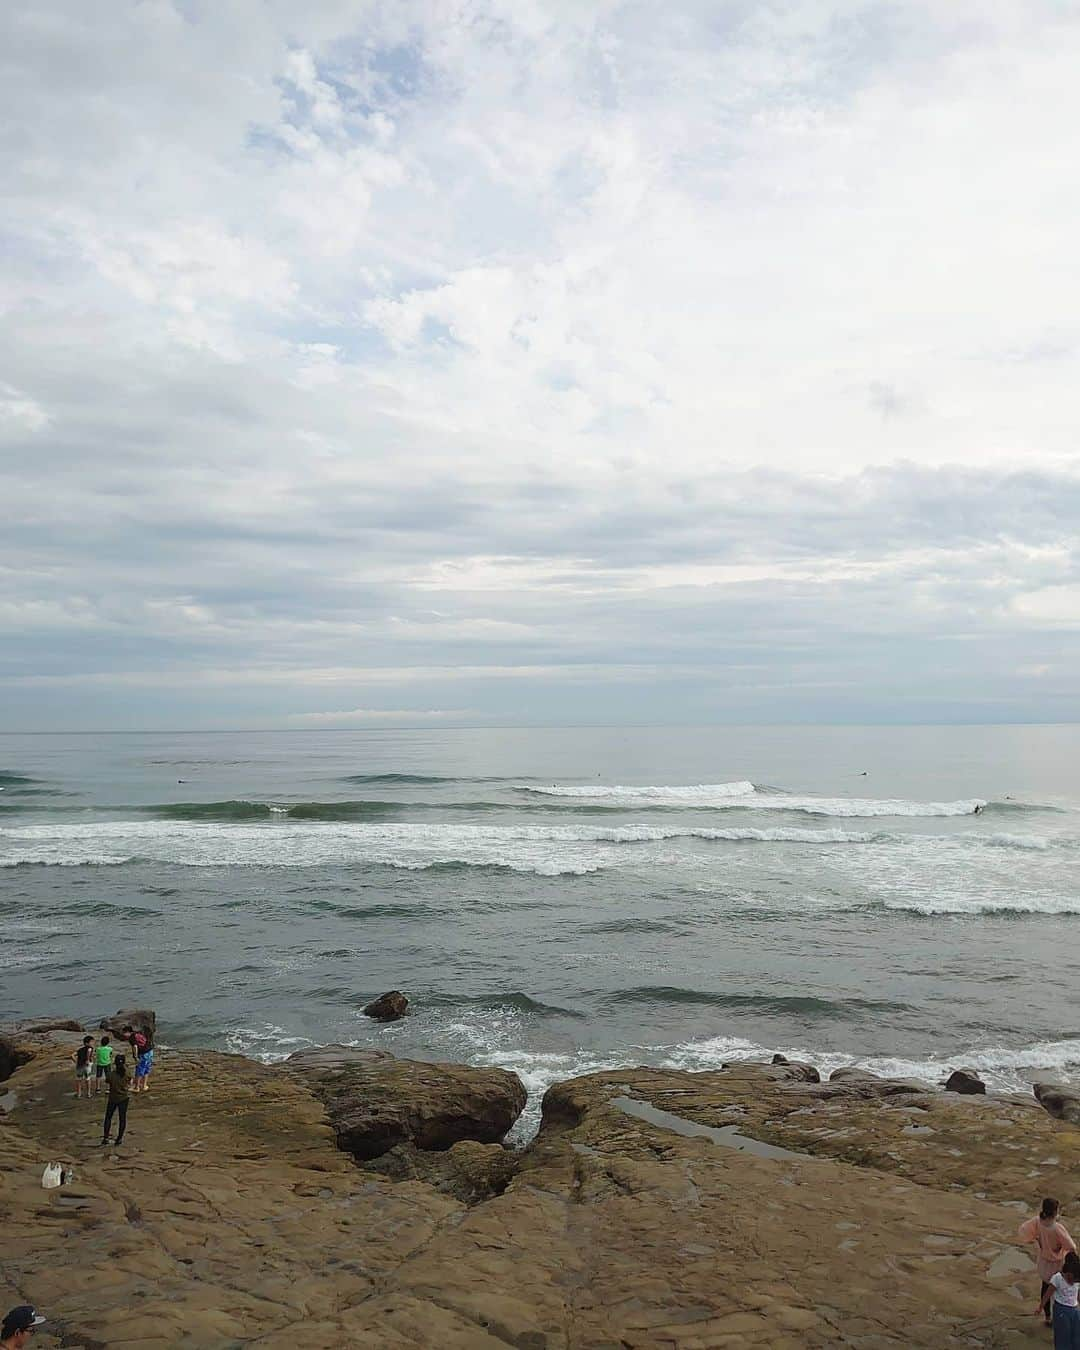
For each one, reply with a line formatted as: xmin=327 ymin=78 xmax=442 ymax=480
xmin=99 ymin=1009 xmax=157 ymax=1040
xmin=771 ymin=1054 xmax=821 ymax=1083
xmin=1034 ymin=1082 xmax=1080 ymax=1125
xmin=945 ymin=1068 xmax=986 ymax=1095
xmin=362 ymin=990 xmax=408 ymax=1022
xmin=284 ymin=1044 xmax=526 ymax=1161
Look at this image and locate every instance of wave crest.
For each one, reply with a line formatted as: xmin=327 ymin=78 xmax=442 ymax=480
xmin=519 ymin=781 xmax=986 ymax=816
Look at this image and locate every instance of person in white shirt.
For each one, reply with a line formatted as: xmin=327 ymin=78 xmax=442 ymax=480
xmin=1039 ymin=1249 xmax=1080 ymax=1348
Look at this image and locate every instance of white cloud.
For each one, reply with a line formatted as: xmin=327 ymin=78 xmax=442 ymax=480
xmin=1 ymin=1 xmax=1080 ymax=727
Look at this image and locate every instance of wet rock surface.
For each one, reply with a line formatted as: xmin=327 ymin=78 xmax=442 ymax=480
xmin=284 ymin=1044 xmax=527 ymax=1160
xmin=946 ymin=1067 xmax=988 ymax=1094
xmin=362 ymin=989 xmax=409 ymax=1021
xmin=99 ymin=1007 xmax=157 ymax=1040
xmin=1034 ymin=1081 xmax=1080 ymax=1125
xmin=0 ymin=1025 xmax=1073 ymax=1347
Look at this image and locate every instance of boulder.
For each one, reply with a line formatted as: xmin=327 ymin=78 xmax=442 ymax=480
xmin=362 ymin=990 xmax=408 ymax=1022
xmin=771 ymin=1054 xmax=821 ymax=1082
xmin=1034 ymin=1082 xmax=1080 ymax=1125
xmin=99 ymin=1008 xmax=156 ymax=1040
xmin=827 ymin=1067 xmax=932 ymax=1095
xmin=284 ymin=1045 xmax=526 ymax=1161
xmin=944 ymin=1068 xmax=986 ymax=1095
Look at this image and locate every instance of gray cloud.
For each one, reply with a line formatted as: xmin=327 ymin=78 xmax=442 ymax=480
xmin=1 ymin=2 xmax=1079 ymax=728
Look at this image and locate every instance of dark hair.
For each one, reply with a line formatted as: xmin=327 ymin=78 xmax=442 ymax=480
xmin=1064 ymin=1251 xmax=1080 ymax=1282
xmin=82 ymin=1035 xmax=93 ymax=1045
xmin=101 ymin=1035 xmax=110 ymax=1045
xmin=122 ymin=1024 xmax=133 ymax=1034
xmin=114 ymin=1054 xmax=127 ymax=1072
xmin=1041 ymin=1198 xmax=1061 ymax=1220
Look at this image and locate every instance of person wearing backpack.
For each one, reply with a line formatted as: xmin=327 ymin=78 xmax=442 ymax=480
xmin=123 ymin=1022 xmax=154 ymax=1093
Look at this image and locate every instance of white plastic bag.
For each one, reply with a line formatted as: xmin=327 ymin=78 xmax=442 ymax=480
xmin=41 ymin=1162 xmax=62 ymax=1189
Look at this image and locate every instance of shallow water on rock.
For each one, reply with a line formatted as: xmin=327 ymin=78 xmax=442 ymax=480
xmin=611 ymin=1094 xmax=809 ymax=1160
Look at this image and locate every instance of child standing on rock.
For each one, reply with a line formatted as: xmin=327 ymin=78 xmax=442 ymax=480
xmin=93 ymin=1035 xmax=113 ymax=1096
xmin=1038 ymin=1249 xmax=1080 ymax=1347
xmin=1020 ymin=1197 xmax=1076 ymax=1328
xmin=71 ymin=1035 xmax=94 ymax=1099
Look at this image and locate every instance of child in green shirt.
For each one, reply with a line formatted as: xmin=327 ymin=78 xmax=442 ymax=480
xmin=93 ymin=1036 xmax=113 ymax=1096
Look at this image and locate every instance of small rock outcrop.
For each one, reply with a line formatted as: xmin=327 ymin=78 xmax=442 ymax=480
xmin=1035 ymin=1081 xmax=1080 ymax=1124
xmin=771 ymin=1053 xmax=821 ymax=1082
xmin=0 ymin=1033 xmax=28 ymax=1083
xmin=362 ymin=990 xmax=408 ymax=1022
xmin=284 ymin=1045 xmax=526 ymax=1161
xmin=365 ymin=1138 xmax=518 ymax=1202
xmin=828 ymin=1067 xmax=932 ymax=1095
xmin=945 ymin=1068 xmax=987 ymax=1095
xmin=99 ymin=1008 xmax=157 ymax=1040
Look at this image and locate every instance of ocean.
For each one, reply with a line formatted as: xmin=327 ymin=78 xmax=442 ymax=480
xmin=2 ymin=724 xmax=1078 ymax=1135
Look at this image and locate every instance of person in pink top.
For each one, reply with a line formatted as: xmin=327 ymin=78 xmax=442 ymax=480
xmin=1020 ymin=1197 xmax=1076 ymax=1328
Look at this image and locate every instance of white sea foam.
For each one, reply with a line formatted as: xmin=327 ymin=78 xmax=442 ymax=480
xmin=0 ymin=819 xmax=874 ymax=872
xmin=522 ymin=780 xmax=757 ymax=801
xmin=222 ymin=1014 xmax=1080 ymax=1141
xmin=985 ymin=832 xmax=1050 ymax=850
xmin=0 ymin=818 xmax=1059 ymax=875
xmin=884 ymin=892 xmax=1080 ymax=916
xmin=523 ymin=782 xmax=987 ymax=816
xmin=664 ymin=1033 xmax=1080 ymax=1097
xmin=0 ymin=852 xmax=135 ymax=867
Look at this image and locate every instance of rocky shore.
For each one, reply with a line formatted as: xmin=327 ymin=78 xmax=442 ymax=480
xmin=2 ymin=1015 xmax=1078 ymax=1347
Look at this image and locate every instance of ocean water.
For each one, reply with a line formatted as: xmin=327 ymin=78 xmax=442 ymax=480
xmin=2 ymin=725 xmax=1079 ymax=1135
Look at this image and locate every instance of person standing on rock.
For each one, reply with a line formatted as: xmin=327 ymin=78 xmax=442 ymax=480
xmin=1038 ymin=1249 xmax=1080 ymax=1346
xmin=1020 ymin=1197 xmax=1076 ymax=1328
xmin=131 ymin=1025 xmax=154 ymax=1093
xmin=72 ymin=1035 xmax=94 ymax=1099
xmin=93 ymin=1034 xmax=113 ymax=1097
xmin=101 ymin=1052 xmax=131 ymax=1147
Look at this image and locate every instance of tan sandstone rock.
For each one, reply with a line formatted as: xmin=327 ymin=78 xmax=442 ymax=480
xmin=284 ymin=1044 xmax=527 ymax=1160
xmin=0 ymin=1031 xmax=1069 ymax=1347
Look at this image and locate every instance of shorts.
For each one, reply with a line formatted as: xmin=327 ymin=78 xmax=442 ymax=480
xmin=76 ymin=1064 xmax=93 ymax=1080
xmin=95 ymin=1063 xmax=110 ymax=1079
xmin=136 ymin=1050 xmax=154 ymax=1077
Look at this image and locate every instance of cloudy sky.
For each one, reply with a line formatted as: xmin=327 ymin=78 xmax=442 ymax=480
xmin=2 ymin=0 xmax=1078 ymax=730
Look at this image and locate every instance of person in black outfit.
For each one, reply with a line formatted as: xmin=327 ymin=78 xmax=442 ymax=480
xmin=101 ymin=1053 xmax=131 ymax=1146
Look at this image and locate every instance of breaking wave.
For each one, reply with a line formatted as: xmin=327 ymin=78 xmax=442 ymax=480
xmin=665 ymin=1034 xmax=1080 ymax=1098
xmin=0 ymin=817 xmax=1063 ymax=876
xmin=520 ymin=781 xmax=988 ymax=816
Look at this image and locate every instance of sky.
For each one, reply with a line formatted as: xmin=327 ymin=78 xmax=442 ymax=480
xmin=2 ymin=0 xmax=1079 ymax=731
